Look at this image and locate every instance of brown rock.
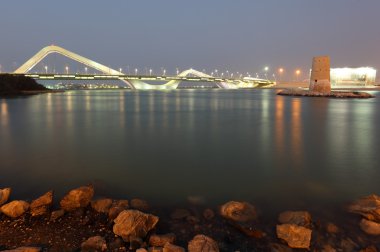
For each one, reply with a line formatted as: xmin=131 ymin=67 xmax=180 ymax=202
xmin=188 ymin=234 xmax=219 ymax=252
xmin=1 ymin=247 xmax=41 ymax=252
xmin=148 ymin=247 xmax=163 ymax=252
xmin=203 ymin=209 xmax=215 ymax=220
xmin=113 ymin=210 xmax=159 ymax=241
xmin=81 ymin=236 xmax=107 ymax=251
xmin=340 ymin=238 xmax=358 ymax=251
xmin=136 ymin=249 xmax=149 ymax=252
xmin=109 ymin=200 xmax=129 ymax=219
xmin=348 ymin=194 xmax=380 ymax=222
xmin=0 ymin=200 xmax=29 ymax=218
xmin=131 ymin=198 xmax=149 ymax=211
xmin=276 ymin=224 xmax=312 ymax=249
xmin=326 ymin=222 xmax=339 ymax=233
xmin=219 ymin=201 xmax=257 ymax=222
xmin=91 ymin=198 xmax=113 ymax=213
xmin=278 ymin=211 xmax=312 ymax=227
xmin=171 ymin=208 xmax=191 ymax=220
xmin=60 ymin=185 xmax=94 ymax=211
xmin=0 ymin=188 xmax=11 ymax=206
xmin=321 ymin=245 xmax=337 ymax=252
xmin=149 ymin=233 xmax=176 ymax=247
xmin=30 ymin=191 xmax=53 ymax=216
xmin=360 ymin=246 xmax=378 ymax=252
xmin=359 ymin=218 xmax=380 ymax=236
xmin=163 ymin=243 xmax=185 ymax=252
xmin=50 ymin=209 xmax=65 ymax=221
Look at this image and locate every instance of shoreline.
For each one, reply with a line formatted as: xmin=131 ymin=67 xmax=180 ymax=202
xmin=0 ymin=186 xmax=379 ymax=251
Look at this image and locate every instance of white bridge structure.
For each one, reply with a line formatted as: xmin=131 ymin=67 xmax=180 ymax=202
xmin=13 ymin=45 xmax=274 ymax=90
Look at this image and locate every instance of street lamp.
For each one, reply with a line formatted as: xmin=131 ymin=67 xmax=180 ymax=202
xmin=44 ymin=65 xmax=48 ymax=74
xmin=65 ymin=66 xmax=69 ymax=74
xmin=119 ymin=68 xmax=123 ymax=73
xmin=176 ymin=68 xmax=179 ymax=75
xmin=264 ymin=67 xmax=269 ymax=80
xmin=85 ymin=67 xmax=88 ymax=74
xmin=295 ymin=69 xmax=301 ymax=82
xmin=163 ymin=69 xmax=166 ymax=76
xmin=135 ymin=68 xmax=138 ymax=75
xmin=149 ymin=69 xmax=152 ymax=76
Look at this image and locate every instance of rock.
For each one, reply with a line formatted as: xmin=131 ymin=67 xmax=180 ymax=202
xmin=163 ymin=243 xmax=185 ymax=252
xmin=203 ymin=209 xmax=215 ymax=220
xmin=171 ymin=208 xmax=191 ymax=220
xmin=113 ymin=210 xmax=159 ymax=241
xmin=148 ymin=247 xmax=163 ymax=252
xmin=326 ymin=222 xmax=339 ymax=233
xmin=276 ymin=224 xmax=312 ymax=249
xmin=91 ymin=198 xmax=113 ymax=213
xmin=219 ymin=201 xmax=257 ymax=222
xmin=188 ymin=234 xmax=219 ymax=252
xmin=1 ymin=247 xmax=41 ymax=252
xmin=359 ymin=218 xmax=380 ymax=236
xmin=129 ymin=236 xmax=144 ymax=250
xmin=0 ymin=200 xmax=29 ymax=218
xmin=278 ymin=211 xmax=312 ymax=227
xmin=30 ymin=191 xmax=53 ymax=216
xmin=321 ymin=245 xmax=337 ymax=252
xmin=149 ymin=233 xmax=176 ymax=247
xmin=131 ymin=198 xmax=149 ymax=211
xmin=81 ymin=236 xmax=107 ymax=251
xmin=60 ymin=185 xmax=94 ymax=211
xmin=0 ymin=188 xmax=11 ymax=206
xmin=136 ymin=249 xmax=149 ymax=252
xmin=109 ymin=200 xmax=129 ymax=219
xmin=340 ymin=238 xmax=359 ymax=252
xmin=108 ymin=237 xmax=125 ymax=250
xmin=348 ymin=194 xmax=380 ymax=222
xmin=360 ymin=246 xmax=378 ymax=252
xmin=50 ymin=209 xmax=65 ymax=221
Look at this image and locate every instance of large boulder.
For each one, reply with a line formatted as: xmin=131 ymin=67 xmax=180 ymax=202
xmin=188 ymin=235 xmax=219 ymax=252
xmin=149 ymin=233 xmax=176 ymax=247
xmin=113 ymin=210 xmax=159 ymax=241
xmin=278 ymin=211 xmax=312 ymax=228
xmin=276 ymin=224 xmax=312 ymax=249
xmin=219 ymin=201 xmax=257 ymax=222
xmin=81 ymin=236 xmax=107 ymax=251
xmin=0 ymin=188 xmax=11 ymax=206
xmin=0 ymin=200 xmax=29 ymax=218
xmin=359 ymin=218 xmax=380 ymax=236
xmin=30 ymin=191 xmax=53 ymax=216
xmin=60 ymin=185 xmax=94 ymax=211
xmin=91 ymin=198 xmax=113 ymax=213
xmin=348 ymin=194 xmax=380 ymax=222
xmin=163 ymin=243 xmax=185 ymax=252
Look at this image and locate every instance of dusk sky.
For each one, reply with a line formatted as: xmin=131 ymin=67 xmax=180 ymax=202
xmin=0 ymin=0 xmax=379 ymax=80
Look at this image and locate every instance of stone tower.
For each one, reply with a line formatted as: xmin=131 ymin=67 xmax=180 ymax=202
xmin=309 ymin=56 xmax=331 ymax=93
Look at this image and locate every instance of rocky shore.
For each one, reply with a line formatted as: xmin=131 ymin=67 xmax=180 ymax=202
xmin=0 ymin=186 xmax=379 ymax=251
xmin=0 ymin=74 xmax=55 ymax=96
xmin=277 ymin=89 xmax=375 ymax=98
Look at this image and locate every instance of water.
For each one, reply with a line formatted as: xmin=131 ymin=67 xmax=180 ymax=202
xmin=1 ymin=89 xmax=380 ymax=211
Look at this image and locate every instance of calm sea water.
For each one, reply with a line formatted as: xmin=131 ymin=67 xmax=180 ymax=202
xmin=1 ymin=89 xmax=379 ymax=211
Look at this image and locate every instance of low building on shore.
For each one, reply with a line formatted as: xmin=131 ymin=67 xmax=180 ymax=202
xmin=330 ymin=67 xmax=377 ymax=87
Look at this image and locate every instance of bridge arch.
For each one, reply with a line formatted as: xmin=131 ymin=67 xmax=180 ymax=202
xmin=14 ymin=45 xmax=239 ymax=90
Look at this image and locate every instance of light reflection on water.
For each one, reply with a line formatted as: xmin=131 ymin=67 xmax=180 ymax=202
xmin=0 ymin=89 xmax=379 ymax=210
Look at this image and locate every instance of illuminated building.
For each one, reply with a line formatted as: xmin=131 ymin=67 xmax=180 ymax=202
xmin=330 ymin=67 xmax=377 ymax=87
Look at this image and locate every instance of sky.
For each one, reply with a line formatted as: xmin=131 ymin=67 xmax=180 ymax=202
xmin=0 ymin=0 xmax=379 ymax=81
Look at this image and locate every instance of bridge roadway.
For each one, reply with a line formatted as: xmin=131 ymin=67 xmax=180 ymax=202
xmin=20 ymin=73 xmax=266 ymax=84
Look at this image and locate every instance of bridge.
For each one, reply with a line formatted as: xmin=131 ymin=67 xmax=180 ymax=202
xmin=11 ymin=45 xmax=274 ymax=90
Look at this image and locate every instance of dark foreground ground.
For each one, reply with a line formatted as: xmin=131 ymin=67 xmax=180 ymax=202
xmin=1 ymin=198 xmax=379 ymax=252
